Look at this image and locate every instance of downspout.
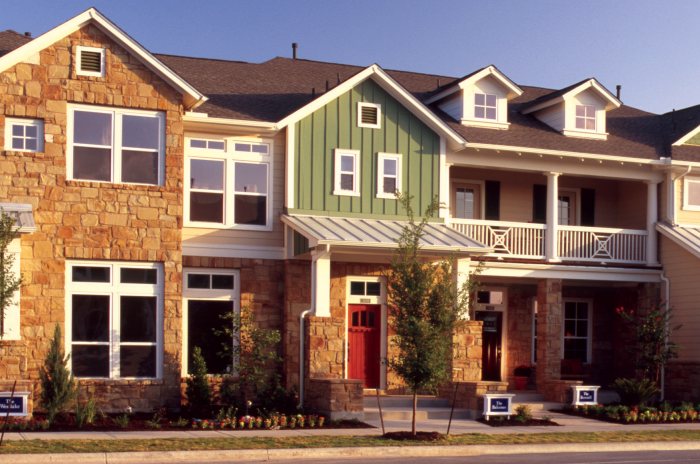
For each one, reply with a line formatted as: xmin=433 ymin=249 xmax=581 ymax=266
xmin=297 ymin=244 xmax=330 ymax=408
xmin=671 ymin=166 xmax=692 ymax=226
xmin=659 ymin=271 xmax=671 ymax=401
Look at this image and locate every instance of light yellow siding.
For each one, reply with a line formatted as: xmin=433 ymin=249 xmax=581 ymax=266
xmin=676 ymin=176 xmax=700 ymax=226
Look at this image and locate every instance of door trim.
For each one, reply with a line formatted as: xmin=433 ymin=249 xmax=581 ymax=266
xmin=345 ymin=275 xmax=387 ymax=390
xmin=475 ymin=286 xmax=508 ymax=382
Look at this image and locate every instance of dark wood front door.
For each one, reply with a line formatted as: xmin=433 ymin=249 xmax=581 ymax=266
xmin=348 ymin=304 xmax=381 ymax=388
xmin=476 ymin=311 xmax=502 ymax=381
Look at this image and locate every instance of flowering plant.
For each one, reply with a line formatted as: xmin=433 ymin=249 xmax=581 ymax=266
xmin=255 ymin=417 xmax=262 ymax=428
xmin=308 ymin=414 xmax=318 ymax=427
xmin=318 ymin=416 xmax=325 ymax=427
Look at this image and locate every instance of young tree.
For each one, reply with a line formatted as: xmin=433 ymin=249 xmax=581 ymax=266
xmin=385 ymin=194 xmax=481 ymax=436
xmin=39 ymin=324 xmax=78 ymax=424
xmin=0 ymin=209 xmax=22 ymax=339
xmin=215 ymin=306 xmax=282 ymax=416
xmin=185 ymin=346 xmax=212 ymax=415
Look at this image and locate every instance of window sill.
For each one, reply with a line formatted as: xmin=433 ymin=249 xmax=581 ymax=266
xmin=460 ymin=119 xmax=510 ymax=130
xmin=561 ymin=128 xmax=608 ymax=140
xmin=333 ymin=190 xmax=360 ymax=197
xmin=2 ymin=149 xmax=44 ymax=156
xmin=681 ymin=204 xmax=700 ymax=212
xmin=65 ymin=180 xmax=177 ymax=193
xmin=376 ymin=193 xmax=398 ymax=200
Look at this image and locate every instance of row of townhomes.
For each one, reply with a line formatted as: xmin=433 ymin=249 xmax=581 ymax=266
xmin=1 ymin=8 xmax=700 ymax=417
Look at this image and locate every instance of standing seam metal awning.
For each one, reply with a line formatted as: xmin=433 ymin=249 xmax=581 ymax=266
xmin=281 ymin=213 xmax=491 ymax=253
xmin=656 ymin=221 xmax=700 ymax=259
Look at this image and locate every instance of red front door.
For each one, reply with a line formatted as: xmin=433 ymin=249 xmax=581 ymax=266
xmin=348 ymin=304 xmax=381 ymax=388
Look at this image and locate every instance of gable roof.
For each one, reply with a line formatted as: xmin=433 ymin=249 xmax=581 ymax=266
xmin=0 ymin=8 xmax=206 ymax=110
xmin=422 ymin=65 xmax=523 ymax=105
xmin=0 ymin=30 xmax=32 ymax=57
xmin=520 ymin=78 xmax=621 ymax=114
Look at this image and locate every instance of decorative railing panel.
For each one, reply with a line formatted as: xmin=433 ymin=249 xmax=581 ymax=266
xmin=558 ymin=226 xmax=647 ymax=264
xmin=450 ymin=219 xmax=546 ymax=259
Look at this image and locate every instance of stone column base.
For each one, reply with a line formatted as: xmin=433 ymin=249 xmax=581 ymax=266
xmin=305 ymin=379 xmax=364 ymax=420
xmin=544 ymin=380 xmax=583 ymax=403
xmin=439 ymin=381 xmax=509 ymax=411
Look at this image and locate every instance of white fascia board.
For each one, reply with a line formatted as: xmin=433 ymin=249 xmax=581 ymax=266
xmin=423 ymin=66 xmax=523 ymax=105
xmin=672 ymin=124 xmax=700 ymax=146
xmin=473 ymin=261 xmax=662 ymax=283
xmin=656 ymin=223 xmax=700 ymax=261
xmin=459 ymin=142 xmax=659 ymax=164
xmin=276 ymin=64 xmax=466 ymax=147
xmin=521 ymin=79 xmax=621 ymax=115
xmin=183 ymin=114 xmax=279 ymax=135
xmin=0 ymin=8 xmax=206 ymax=110
xmin=182 ymin=242 xmax=285 ymax=260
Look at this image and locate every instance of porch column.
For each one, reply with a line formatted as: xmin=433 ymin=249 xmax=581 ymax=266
xmin=452 ymin=257 xmax=471 ymax=319
xmin=645 ymin=180 xmax=660 ymax=266
xmin=311 ymin=247 xmax=331 ymax=317
xmin=544 ymin=172 xmax=561 ymax=262
xmin=535 ymin=278 xmax=562 ymax=394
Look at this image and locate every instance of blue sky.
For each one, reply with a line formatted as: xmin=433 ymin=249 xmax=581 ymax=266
xmin=3 ymin=0 xmax=696 ymax=114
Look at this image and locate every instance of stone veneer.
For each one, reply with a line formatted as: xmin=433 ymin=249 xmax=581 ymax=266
xmin=0 ymin=24 xmax=184 ymax=410
xmin=535 ymin=279 xmax=562 ymax=393
xmin=305 ymin=379 xmax=364 ymax=420
xmin=439 ymin=381 xmax=508 ymax=411
xmin=450 ymin=321 xmax=483 ymax=382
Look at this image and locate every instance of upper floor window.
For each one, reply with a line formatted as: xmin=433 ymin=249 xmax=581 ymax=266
xmin=76 ymin=46 xmax=106 ymax=78
xmin=4 ymin=118 xmax=43 ymax=153
xmin=452 ymin=182 xmax=482 ymax=219
xmin=474 ymin=93 xmax=497 ymax=120
xmin=190 ymin=139 xmax=225 ymax=151
xmin=376 ymin=153 xmax=401 ymax=199
xmin=683 ymin=177 xmax=700 ymax=211
xmin=185 ymin=140 xmax=272 ymax=229
xmin=334 ymin=149 xmax=360 ymax=196
xmin=68 ymin=106 xmax=165 ymax=185
xmin=357 ymin=102 xmax=381 ymax=129
xmin=575 ymin=105 xmax=596 ymax=131
xmin=558 ymin=190 xmax=578 ymax=225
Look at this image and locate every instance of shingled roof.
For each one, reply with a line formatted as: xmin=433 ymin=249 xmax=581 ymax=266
xmin=0 ymin=30 xmax=32 ymax=57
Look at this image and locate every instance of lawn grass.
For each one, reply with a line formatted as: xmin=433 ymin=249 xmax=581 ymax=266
xmin=2 ymin=429 xmax=700 ymax=454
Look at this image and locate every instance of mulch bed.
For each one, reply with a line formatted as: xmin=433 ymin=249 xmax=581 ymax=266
xmin=477 ymin=417 xmax=562 ymax=427
xmin=382 ymin=431 xmax=446 ymax=442
xmin=553 ymin=409 xmax=700 ymax=425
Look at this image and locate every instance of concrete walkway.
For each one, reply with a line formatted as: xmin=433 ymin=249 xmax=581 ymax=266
xmin=3 ymin=409 xmax=700 ymax=441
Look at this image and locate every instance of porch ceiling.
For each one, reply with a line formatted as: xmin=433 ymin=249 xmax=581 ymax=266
xmin=281 ymin=213 xmax=492 ymax=255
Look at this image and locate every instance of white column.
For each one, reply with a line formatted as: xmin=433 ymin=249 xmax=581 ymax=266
xmin=545 ymin=172 xmax=561 ymax=262
xmin=646 ymin=180 xmax=660 ymax=266
xmin=452 ymin=257 xmax=471 ymax=319
xmin=311 ymin=246 xmax=331 ymax=317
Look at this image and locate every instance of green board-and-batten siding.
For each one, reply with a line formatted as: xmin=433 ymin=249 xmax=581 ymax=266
xmin=294 ymin=78 xmax=441 ymax=218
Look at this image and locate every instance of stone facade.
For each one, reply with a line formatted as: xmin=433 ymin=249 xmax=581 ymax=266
xmin=504 ymin=284 xmax=537 ymax=389
xmin=542 ymin=379 xmax=583 ymax=403
xmin=0 ymin=24 xmax=185 ymax=410
xmin=665 ymin=361 xmax=700 ymax=401
xmin=305 ymin=379 xmax=364 ymax=420
xmin=450 ymin=321 xmax=483 ymax=382
xmin=439 ymin=381 xmax=508 ymax=411
xmin=283 ymin=260 xmax=312 ymax=389
xmin=535 ymin=279 xmax=562 ymax=393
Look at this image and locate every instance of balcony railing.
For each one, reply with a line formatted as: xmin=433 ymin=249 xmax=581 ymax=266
xmin=450 ymin=219 xmax=546 ymax=259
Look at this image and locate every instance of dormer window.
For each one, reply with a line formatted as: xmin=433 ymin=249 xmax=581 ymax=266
xmin=575 ymin=105 xmax=596 ymax=131
xmin=475 ymin=93 xmax=497 ymax=120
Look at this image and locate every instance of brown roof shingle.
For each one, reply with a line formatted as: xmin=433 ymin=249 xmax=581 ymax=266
xmin=0 ymin=30 xmax=32 ymax=57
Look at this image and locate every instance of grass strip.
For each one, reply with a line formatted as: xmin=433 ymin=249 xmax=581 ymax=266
xmin=2 ymin=430 xmax=700 ymax=454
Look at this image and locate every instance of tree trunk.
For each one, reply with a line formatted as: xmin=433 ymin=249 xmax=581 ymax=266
xmin=412 ymin=391 xmax=417 ymax=436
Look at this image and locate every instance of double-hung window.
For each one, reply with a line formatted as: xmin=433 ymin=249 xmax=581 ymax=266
xmin=66 ymin=261 xmax=163 ymax=379
xmin=683 ymin=177 xmax=700 ymax=211
xmin=68 ymin=106 xmax=165 ymax=185
xmin=575 ymin=105 xmax=596 ymax=131
xmin=333 ymin=149 xmax=360 ymax=196
xmin=376 ymin=153 xmax=401 ymax=199
xmin=4 ymin=118 xmax=44 ymax=153
xmin=562 ymin=300 xmax=591 ymax=363
xmin=185 ymin=139 xmax=272 ymax=229
xmin=474 ymin=93 xmax=497 ymax=120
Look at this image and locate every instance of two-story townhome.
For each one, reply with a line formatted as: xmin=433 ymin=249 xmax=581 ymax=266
xmin=2 ymin=9 xmax=700 ymax=416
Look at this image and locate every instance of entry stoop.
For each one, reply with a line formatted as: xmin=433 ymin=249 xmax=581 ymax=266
xmin=508 ymin=391 xmax=564 ymax=413
xmin=364 ymin=395 xmax=476 ymax=421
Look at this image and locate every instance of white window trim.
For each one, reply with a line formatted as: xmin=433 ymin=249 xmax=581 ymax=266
xmin=357 ymin=102 xmax=381 ymax=129
xmin=376 ymin=153 xmax=402 ymax=199
xmin=4 ymin=118 xmax=44 ymax=153
xmin=474 ymin=92 xmax=498 ymax=121
xmin=574 ymin=104 xmax=597 ymax=132
xmin=182 ymin=268 xmax=240 ymax=377
xmin=189 ymin=138 xmax=226 ymax=151
xmin=66 ymin=104 xmax=166 ymax=186
xmin=451 ymin=178 xmax=485 ymax=220
xmin=65 ymin=261 xmax=164 ymax=380
xmin=561 ymin=298 xmax=593 ymax=365
xmin=75 ymin=46 xmax=106 ymax=78
xmin=184 ymin=137 xmax=274 ymax=231
xmin=682 ymin=177 xmax=700 ymax=212
xmin=333 ymin=149 xmax=361 ymax=197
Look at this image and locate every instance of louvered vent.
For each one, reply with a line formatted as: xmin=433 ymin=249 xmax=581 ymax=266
xmin=361 ymin=106 xmax=378 ymax=126
xmin=80 ymin=51 xmax=102 ymax=73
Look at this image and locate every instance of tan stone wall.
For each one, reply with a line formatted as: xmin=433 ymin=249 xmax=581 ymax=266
xmin=504 ymin=284 xmax=537 ymax=389
xmin=451 ymin=321 xmax=483 ymax=382
xmin=536 ymin=279 xmax=562 ymax=393
xmin=305 ymin=379 xmax=363 ymax=420
xmin=283 ymin=260 xmax=312 ymax=389
xmin=0 ymin=24 xmax=185 ymax=409
xmin=305 ymin=316 xmax=345 ymax=381
xmin=438 ymin=381 xmax=508 ymax=411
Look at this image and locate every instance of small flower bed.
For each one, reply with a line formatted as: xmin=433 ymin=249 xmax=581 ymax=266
xmin=559 ymin=402 xmax=700 ymax=424
xmin=190 ymin=413 xmax=326 ymax=430
xmin=0 ymin=417 xmax=49 ymax=431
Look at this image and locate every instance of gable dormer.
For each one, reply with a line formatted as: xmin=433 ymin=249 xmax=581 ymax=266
xmin=424 ymin=65 xmax=522 ymax=130
xmin=520 ymin=78 xmax=621 ymax=140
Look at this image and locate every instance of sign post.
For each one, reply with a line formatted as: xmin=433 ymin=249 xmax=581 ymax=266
xmin=571 ymin=385 xmax=601 ymax=406
xmin=482 ymin=393 xmax=515 ymax=420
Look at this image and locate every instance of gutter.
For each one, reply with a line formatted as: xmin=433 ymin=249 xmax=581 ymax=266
xmin=671 ymin=166 xmax=692 ymax=226
xmin=297 ymin=244 xmax=331 ymax=408
xmin=659 ymin=271 xmax=670 ymax=401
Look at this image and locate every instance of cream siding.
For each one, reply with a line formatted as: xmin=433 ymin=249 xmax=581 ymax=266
xmin=677 ymin=176 xmax=700 ymax=226
xmin=437 ymin=92 xmax=463 ymax=121
xmin=533 ymin=102 xmax=565 ymax=132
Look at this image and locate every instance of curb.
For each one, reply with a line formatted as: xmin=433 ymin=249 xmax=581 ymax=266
xmin=3 ymin=441 xmax=700 ymax=463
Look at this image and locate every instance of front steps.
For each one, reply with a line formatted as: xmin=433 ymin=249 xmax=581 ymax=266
xmin=363 ymin=395 xmax=475 ymax=421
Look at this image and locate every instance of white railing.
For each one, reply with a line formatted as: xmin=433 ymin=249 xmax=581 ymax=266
xmin=558 ymin=226 xmax=647 ymax=264
xmin=450 ymin=219 xmax=547 ymax=259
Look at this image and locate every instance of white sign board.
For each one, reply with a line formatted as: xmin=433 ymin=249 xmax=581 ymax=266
xmin=571 ymin=385 xmax=601 ymax=406
xmin=482 ymin=393 xmax=514 ymax=420
xmin=0 ymin=392 xmax=30 ymax=417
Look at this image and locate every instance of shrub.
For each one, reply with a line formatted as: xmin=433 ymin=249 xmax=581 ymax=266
xmin=75 ymin=390 xmax=100 ymax=427
xmin=611 ymin=378 xmax=660 ymax=407
xmin=514 ymin=404 xmax=533 ymax=421
xmin=39 ymin=324 xmax=78 ymax=424
xmin=112 ymin=414 xmax=130 ymax=429
xmin=257 ymin=380 xmax=298 ymax=416
xmin=659 ymin=401 xmax=673 ymax=413
xmin=185 ymin=346 xmax=211 ymax=415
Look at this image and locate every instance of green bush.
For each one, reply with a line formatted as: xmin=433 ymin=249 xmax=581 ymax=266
xmin=39 ymin=324 xmax=78 ymax=424
xmin=112 ymin=414 xmax=130 ymax=429
xmin=75 ymin=390 xmax=100 ymax=427
xmin=185 ymin=346 xmax=211 ymax=415
xmin=659 ymin=401 xmax=673 ymax=413
xmin=514 ymin=404 xmax=533 ymax=421
xmin=611 ymin=378 xmax=660 ymax=407
xmin=257 ymin=380 xmax=298 ymax=416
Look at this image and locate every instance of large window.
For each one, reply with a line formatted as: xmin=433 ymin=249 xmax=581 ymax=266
xmin=68 ymin=106 xmax=165 ymax=185
xmin=474 ymin=93 xmax=497 ymax=120
xmin=376 ymin=153 xmax=401 ymax=199
xmin=4 ymin=118 xmax=44 ymax=153
xmin=683 ymin=177 xmax=700 ymax=211
xmin=575 ymin=105 xmax=596 ymax=131
xmin=333 ymin=149 xmax=360 ymax=196
xmin=185 ymin=140 xmax=272 ymax=229
xmin=65 ymin=262 xmax=163 ymax=379
xmin=183 ymin=269 xmax=239 ymax=375
xmin=452 ymin=181 xmax=482 ymax=219
xmin=562 ymin=300 xmax=591 ymax=363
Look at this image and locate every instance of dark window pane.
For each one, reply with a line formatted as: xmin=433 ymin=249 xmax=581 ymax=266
xmin=121 ymin=150 xmax=158 ymax=185
xmin=577 ymin=303 xmax=588 ymax=319
xmin=72 ymin=344 xmax=109 ymax=378
xmin=477 ymin=291 xmax=490 ymax=304
xmin=474 ymin=107 xmax=485 ymax=118
xmin=190 ymin=159 xmax=224 ymax=190
xmin=190 ymin=140 xmax=206 ymax=148
xmin=212 ymin=275 xmax=234 ymax=289
xmin=73 ymin=146 xmax=111 ymax=182
xmin=234 ymin=163 xmax=267 ymax=193
xmin=120 ymin=296 xmax=157 ymax=342
xmin=352 ymin=312 xmax=359 ymax=327
xmin=368 ymin=311 xmax=375 ymax=328
xmin=72 ymin=295 xmax=110 ymax=342
xmin=486 ymin=107 xmax=496 ymax=119
xmin=577 ymin=320 xmax=588 ymax=338
xmin=383 ymin=177 xmax=396 ymax=194
xmin=26 ymin=126 xmax=37 ymax=137
xmin=187 ymin=300 xmax=234 ymax=375
xmin=576 ymin=118 xmax=585 ymax=129
xmin=576 ymin=105 xmax=585 ymax=117
xmin=120 ymin=345 xmax=156 ymax=378
xmin=340 ymin=173 xmax=354 ymax=191
xmin=586 ymin=106 xmax=596 ymax=118
xmin=12 ymin=137 xmax=23 ymax=149
xmin=486 ymin=94 xmax=497 ymax=107
xmin=586 ymin=118 xmax=595 ymax=130
xmin=74 ymin=111 xmax=112 ymax=146
xmin=122 ymin=115 xmax=159 ymax=150
xmin=72 ymin=266 xmax=110 ymax=283
xmin=12 ymin=125 xmax=23 ymax=136
xmin=25 ymin=138 xmax=37 ymax=151
xmin=384 ymin=159 xmax=396 ymax=176
xmin=564 ymin=320 xmax=576 ymax=337
xmin=190 ymin=192 xmax=224 ymax=223
xmin=350 ymin=282 xmax=365 ymax=295
xmin=565 ymin=302 xmax=577 ymax=319
xmin=121 ymin=268 xmax=157 ymax=284
xmin=475 ymin=94 xmax=485 ymax=106
xmin=188 ymin=274 xmax=210 ymax=289
xmin=251 ymin=144 xmax=267 ymax=153
xmin=208 ymin=141 xmax=225 ymax=150
xmin=360 ymin=311 xmax=366 ymax=327
xmin=340 ymin=155 xmax=354 ymax=172
xmin=234 ymin=195 xmax=266 ymax=225
xmin=234 ymin=143 xmax=251 ymax=152
xmin=366 ymin=282 xmax=381 ymax=296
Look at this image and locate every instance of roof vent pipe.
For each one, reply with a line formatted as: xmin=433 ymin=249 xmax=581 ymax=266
xmin=292 ymin=43 xmax=298 ymax=59
xmin=24 ymin=32 xmax=31 ymax=37
xmin=616 ymin=85 xmax=621 ymax=100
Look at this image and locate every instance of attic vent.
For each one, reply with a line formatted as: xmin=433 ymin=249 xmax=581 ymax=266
xmin=357 ymin=102 xmax=381 ymax=129
xmin=76 ymin=47 xmax=105 ymax=77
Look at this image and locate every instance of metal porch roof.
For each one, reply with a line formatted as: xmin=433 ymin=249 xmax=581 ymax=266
xmin=281 ymin=214 xmax=490 ymax=253
xmin=0 ymin=202 xmax=35 ymax=233
xmin=656 ymin=221 xmax=700 ymax=259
